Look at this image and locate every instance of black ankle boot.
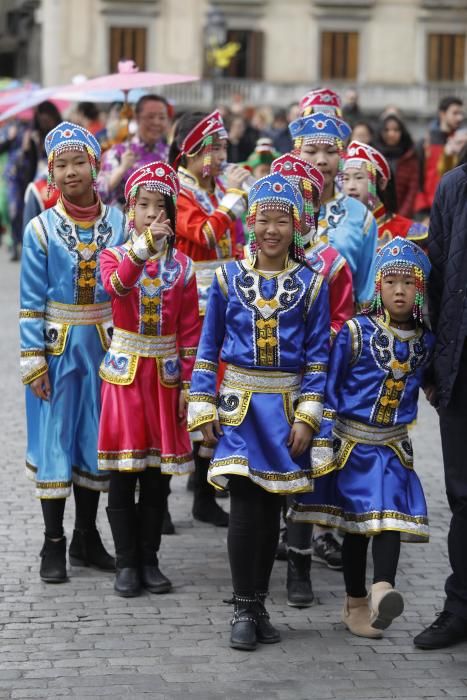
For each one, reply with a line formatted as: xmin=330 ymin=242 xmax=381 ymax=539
xmin=141 ymin=562 xmax=172 ymax=594
xmin=192 ymin=453 xmax=229 ymax=527
xmin=69 ymin=528 xmax=116 ymax=571
xmin=138 ymin=505 xmax=172 ymax=594
xmin=161 ymin=508 xmax=175 ymax=535
xmin=106 ymin=507 xmax=141 ymax=597
xmin=287 ymin=550 xmax=314 ymax=607
xmin=230 ymin=594 xmax=257 ymax=651
xmin=40 ymin=536 xmax=68 ymax=583
xmin=254 ymin=592 xmax=281 ymax=643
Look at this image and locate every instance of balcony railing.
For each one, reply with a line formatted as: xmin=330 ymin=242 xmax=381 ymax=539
xmin=156 ymin=78 xmax=467 ymax=116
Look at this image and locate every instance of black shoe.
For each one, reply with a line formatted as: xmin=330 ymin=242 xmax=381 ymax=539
xmin=141 ymin=564 xmax=172 ymax=594
xmin=114 ymin=567 xmax=141 ymax=597
xmin=414 ymin=611 xmax=467 ymax=650
xmin=161 ymin=508 xmax=175 ymax=535
xmin=254 ymin=593 xmax=281 ymax=644
xmin=230 ymin=595 xmax=257 ymax=651
xmin=193 ymin=499 xmax=229 ymax=527
xmin=69 ymin=528 xmax=116 ymax=571
xmin=40 ymin=536 xmax=68 ymax=583
xmin=312 ymin=532 xmax=343 ymax=570
xmin=287 ymin=551 xmax=314 ymax=607
xmin=186 ymin=472 xmax=195 ymax=492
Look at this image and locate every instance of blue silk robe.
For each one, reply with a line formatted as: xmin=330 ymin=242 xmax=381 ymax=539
xmin=20 ymin=200 xmax=126 ymax=498
xmin=187 ymin=258 xmax=334 ymax=493
xmin=318 ymin=192 xmax=378 ymax=305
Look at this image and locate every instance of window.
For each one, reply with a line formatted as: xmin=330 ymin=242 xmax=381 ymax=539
xmin=224 ymin=30 xmax=264 ymax=79
xmin=427 ymin=33 xmax=465 ymax=82
xmin=109 ymin=26 xmax=147 ymax=72
xmin=320 ymin=31 xmax=359 ymax=81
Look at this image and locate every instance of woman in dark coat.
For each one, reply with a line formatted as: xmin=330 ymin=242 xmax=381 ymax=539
xmin=375 ymin=114 xmax=420 ymax=219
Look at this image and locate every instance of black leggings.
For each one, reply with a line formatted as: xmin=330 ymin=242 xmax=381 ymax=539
xmin=227 ymin=476 xmax=282 ymax=597
xmin=41 ymin=484 xmax=101 ymax=539
xmin=342 ymin=531 xmax=401 ymax=598
xmin=108 ymin=469 xmax=171 ymax=511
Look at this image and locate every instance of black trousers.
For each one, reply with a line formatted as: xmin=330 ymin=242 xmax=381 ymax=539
xmin=342 ymin=531 xmax=401 ymax=598
xmin=440 ymin=342 xmax=467 ymax=621
xmin=228 ymin=476 xmax=282 ymax=597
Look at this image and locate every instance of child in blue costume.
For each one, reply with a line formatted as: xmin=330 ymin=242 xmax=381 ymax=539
xmin=290 ymin=237 xmax=435 ymax=638
xmin=289 ymin=111 xmax=378 ymax=306
xmin=187 ymin=173 xmax=333 ymax=651
xmin=20 ymin=122 xmax=127 ymax=583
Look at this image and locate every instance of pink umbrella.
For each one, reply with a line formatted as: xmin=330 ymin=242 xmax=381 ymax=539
xmin=63 ymin=60 xmax=199 ymax=100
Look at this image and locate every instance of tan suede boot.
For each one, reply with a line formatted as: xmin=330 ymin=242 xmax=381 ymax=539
xmin=341 ymin=595 xmax=383 ymax=639
xmin=369 ymin=581 xmax=404 ymax=630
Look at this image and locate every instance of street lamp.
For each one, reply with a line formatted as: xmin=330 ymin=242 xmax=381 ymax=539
xmin=204 ymin=4 xmax=227 ymax=79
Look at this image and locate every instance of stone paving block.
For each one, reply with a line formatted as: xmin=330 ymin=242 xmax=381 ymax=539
xmin=0 ymin=246 xmax=461 ymax=700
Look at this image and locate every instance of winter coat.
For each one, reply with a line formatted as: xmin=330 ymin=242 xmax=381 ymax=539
xmin=428 ymin=163 xmax=467 ymax=407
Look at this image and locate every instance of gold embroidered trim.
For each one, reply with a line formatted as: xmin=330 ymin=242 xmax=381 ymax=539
xmin=223 ymin=365 xmax=301 ymax=393
xmin=194 ymin=360 xmax=218 ymax=373
xmin=110 ymin=270 xmax=131 ymax=296
xmin=335 ymin=416 xmax=408 ymax=445
xmin=22 ymin=363 xmax=48 ymax=385
xmin=143 ymin=227 xmax=158 ymax=257
xmin=305 ymin=363 xmax=327 ymax=373
xmin=21 ymin=349 xmax=45 ymax=357
xmin=180 ymin=347 xmax=197 ymax=358
xmin=202 ymin=221 xmax=217 ymax=249
xmin=128 ymin=247 xmax=145 ymax=267
xmin=20 ymin=309 xmax=44 ymax=319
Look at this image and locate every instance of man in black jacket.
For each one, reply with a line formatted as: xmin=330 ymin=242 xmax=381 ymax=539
xmin=414 ymin=164 xmax=467 ymax=649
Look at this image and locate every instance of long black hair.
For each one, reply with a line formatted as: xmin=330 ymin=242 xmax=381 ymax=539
xmin=376 ymin=173 xmax=398 ymax=215
xmin=375 ymin=114 xmax=414 ymax=156
xmin=168 ymin=111 xmax=209 ymax=169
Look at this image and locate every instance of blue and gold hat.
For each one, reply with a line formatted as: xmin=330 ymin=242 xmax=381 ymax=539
xmin=371 ymin=236 xmax=431 ymax=324
xmin=375 ymin=237 xmax=431 ymax=279
xmin=45 ymin=121 xmax=101 ymax=195
xmin=289 ymin=111 xmax=351 ymax=148
xmin=45 ymin=121 xmax=101 ymax=160
xmin=246 ymin=173 xmax=305 ymax=262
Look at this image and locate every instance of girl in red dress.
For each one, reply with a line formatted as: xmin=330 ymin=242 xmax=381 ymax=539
xmin=98 ymin=161 xmax=201 ymax=597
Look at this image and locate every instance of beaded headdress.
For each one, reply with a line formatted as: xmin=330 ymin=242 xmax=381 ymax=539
xmin=271 ymin=153 xmax=324 ymax=232
xmin=370 ymin=236 xmax=431 ymax=324
xmin=299 ymin=88 xmax=343 ymax=118
xmin=176 ymin=110 xmax=227 ymax=178
xmin=247 ymin=173 xmax=305 ymax=262
xmin=343 ymin=140 xmax=391 ymax=211
xmin=289 ymin=112 xmax=351 ymax=152
xmin=124 ymin=161 xmax=180 ymax=234
xmin=45 ymin=121 xmax=101 ymax=197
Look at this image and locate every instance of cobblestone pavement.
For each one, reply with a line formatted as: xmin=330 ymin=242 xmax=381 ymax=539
xmin=2 ymin=244 xmax=467 ymax=700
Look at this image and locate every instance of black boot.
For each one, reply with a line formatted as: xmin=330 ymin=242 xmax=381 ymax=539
xmin=287 ymin=550 xmax=314 ymax=607
xmin=192 ymin=453 xmax=229 ymax=527
xmin=254 ymin=592 xmax=281 ymax=644
xmin=69 ymin=528 xmax=115 ymax=570
xmin=161 ymin=507 xmax=175 ymax=535
xmin=40 ymin=536 xmax=68 ymax=583
xmin=230 ymin=594 xmax=257 ymax=651
xmin=138 ymin=505 xmax=172 ymax=594
xmin=106 ymin=507 xmax=141 ymax=597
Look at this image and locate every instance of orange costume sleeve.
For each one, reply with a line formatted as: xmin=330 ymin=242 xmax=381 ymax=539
xmin=176 ymin=188 xmax=247 ymax=262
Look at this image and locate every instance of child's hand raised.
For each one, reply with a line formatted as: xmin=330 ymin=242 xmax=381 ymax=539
xmin=288 ymin=421 xmax=314 ymax=458
xmin=148 ymin=210 xmax=173 ymax=243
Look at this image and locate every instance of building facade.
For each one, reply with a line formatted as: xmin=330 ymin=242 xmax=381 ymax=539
xmin=1 ymin=0 xmax=467 ymax=115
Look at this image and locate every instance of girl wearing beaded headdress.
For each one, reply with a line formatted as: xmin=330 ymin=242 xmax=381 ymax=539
xmin=290 ymin=237 xmax=435 ymax=640
xmin=342 ymin=141 xmax=428 ymax=252
xmin=19 ymin=121 xmax=127 ymax=584
xmin=289 ymin=112 xmax=379 ymax=307
xmin=169 ymin=111 xmax=252 ymax=528
xmin=187 ymin=172 xmax=334 ymax=651
xmin=98 ymin=161 xmax=201 ymax=598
